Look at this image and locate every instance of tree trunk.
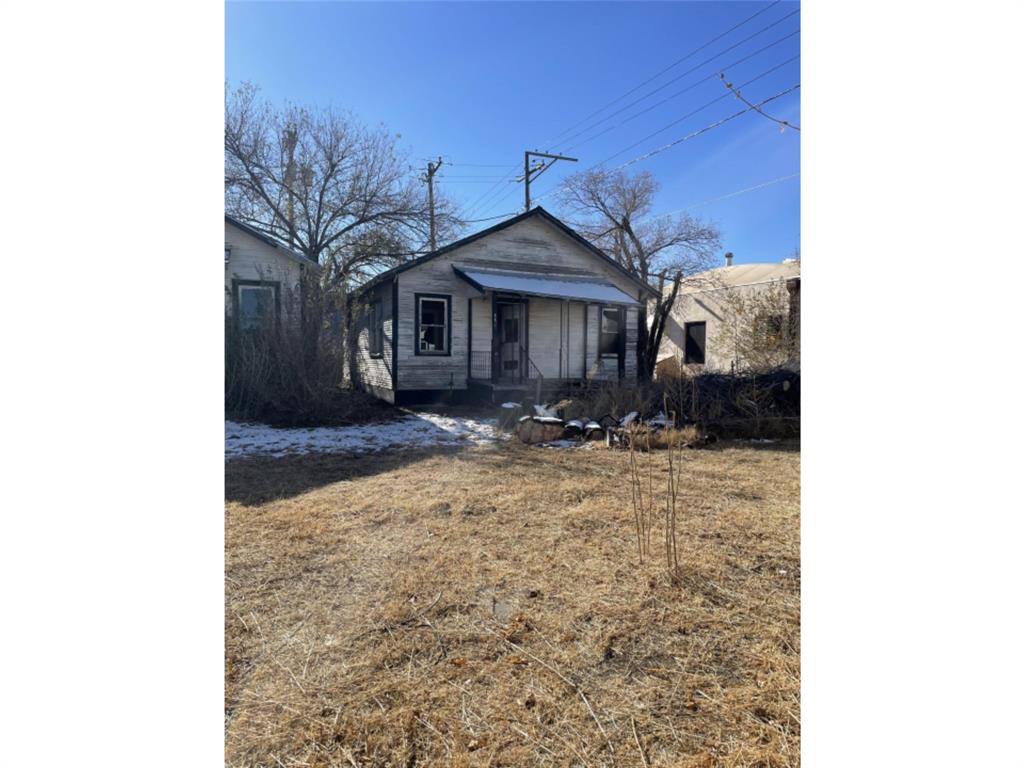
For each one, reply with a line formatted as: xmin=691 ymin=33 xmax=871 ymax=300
xmin=637 ymin=275 xmax=682 ymax=381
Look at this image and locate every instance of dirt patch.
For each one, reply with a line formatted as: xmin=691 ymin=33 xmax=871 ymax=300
xmin=226 ymin=440 xmax=800 ymax=767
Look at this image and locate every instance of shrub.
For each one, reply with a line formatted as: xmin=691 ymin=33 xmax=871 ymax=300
xmin=225 ymin=274 xmax=387 ymax=426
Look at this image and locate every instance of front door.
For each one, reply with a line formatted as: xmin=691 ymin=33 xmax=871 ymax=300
xmin=495 ymin=302 xmax=525 ymax=382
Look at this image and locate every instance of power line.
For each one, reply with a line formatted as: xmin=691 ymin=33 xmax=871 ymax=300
xmin=552 ymin=8 xmax=800 ymax=153
xmin=464 ymin=7 xmax=800 ymax=220
xmin=462 ymin=166 xmax=521 ymax=219
xmin=640 ymin=173 xmax=800 ymax=223
xmin=528 ymin=83 xmax=800 ymax=207
xmin=540 ymin=0 xmax=783 ymax=150
xmin=615 ymin=84 xmax=800 ymax=170
xmin=563 ymin=28 xmax=799 ymax=154
xmin=595 ymin=55 xmax=799 ymax=167
xmin=485 ymin=56 xmax=797 ymax=216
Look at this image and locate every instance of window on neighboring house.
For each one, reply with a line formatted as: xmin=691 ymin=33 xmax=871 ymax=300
xmin=224 ymin=246 xmax=231 ymax=265
xmin=600 ymin=307 xmax=622 ymax=357
xmin=755 ymin=313 xmax=785 ymax=345
xmin=416 ymin=295 xmax=449 ymax=354
xmin=684 ymin=321 xmax=706 ymax=364
xmin=237 ymin=284 xmax=277 ymax=331
xmin=369 ymin=300 xmax=384 ymax=357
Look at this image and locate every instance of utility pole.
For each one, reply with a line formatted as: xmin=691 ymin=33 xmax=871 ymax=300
xmin=519 ymin=150 xmax=578 ymax=211
xmin=424 ymin=157 xmax=443 ymax=251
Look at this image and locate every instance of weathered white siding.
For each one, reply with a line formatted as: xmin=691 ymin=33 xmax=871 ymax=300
xmin=352 ymin=280 xmax=394 ymax=400
xmin=566 ymin=301 xmax=586 ymax=378
xmin=224 ymin=221 xmax=307 ymax=325
xmin=469 ymin=295 xmax=492 ymax=379
xmin=526 ymin=298 xmax=562 ymax=378
xmin=394 ymin=216 xmax=646 ymax=391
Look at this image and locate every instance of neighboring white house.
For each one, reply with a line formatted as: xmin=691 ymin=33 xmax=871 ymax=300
xmin=658 ymin=255 xmax=800 ymax=375
xmin=224 ymin=215 xmax=319 ymax=329
xmin=349 ymin=207 xmax=658 ymax=404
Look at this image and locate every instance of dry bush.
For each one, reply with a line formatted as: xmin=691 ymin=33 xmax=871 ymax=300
xmin=225 ymin=442 xmax=800 ymax=767
xmin=560 ymin=380 xmax=663 ymax=423
xmin=225 ymin=275 xmax=393 ymax=426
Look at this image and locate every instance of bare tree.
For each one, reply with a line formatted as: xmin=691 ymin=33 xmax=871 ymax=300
xmin=225 ymin=82 xmax=459 ymax=282
xmin=557 ymin=168 xmax=721 ymax=379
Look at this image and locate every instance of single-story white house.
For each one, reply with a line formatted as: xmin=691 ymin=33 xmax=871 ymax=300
xmin=349 ymin=207 xmax=658 ymax=404
xmin=659 ymin=255 xmax=800 ymax=375
xmin=224 ymin=214 xmax=319 ymax=330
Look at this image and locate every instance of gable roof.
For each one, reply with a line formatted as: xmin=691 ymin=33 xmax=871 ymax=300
xmin=225 ymin=215 xmax=320 ymax=270
xmin=353 ymin=206 xmax=658 ymax=298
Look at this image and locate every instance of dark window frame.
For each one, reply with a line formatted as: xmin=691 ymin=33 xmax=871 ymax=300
xmin=414 ymin=293 xmax=452 ymax=356
xmin=683 ymin=320 xmax=706 ymax=365
xmin=369 ymin=299 xmax=384 ymax=358
xmin=231 ymin=278 xmax=281 ymax=332
xmin=599 ymin=305 xmax=623 ymax=359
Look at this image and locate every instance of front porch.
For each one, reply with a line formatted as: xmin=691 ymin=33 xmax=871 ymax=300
xmin=463 ymin=287 xmax=638 ymax=399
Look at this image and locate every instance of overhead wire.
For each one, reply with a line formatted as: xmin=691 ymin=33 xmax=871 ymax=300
xmin=552 ymin=8 xmax=800 ymax=152
xmin=539 ymin=0 xmax=784 ymax=149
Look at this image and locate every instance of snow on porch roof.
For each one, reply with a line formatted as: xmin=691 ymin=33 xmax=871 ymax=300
xmin=452 ymin=266 xmax=641 ymax=306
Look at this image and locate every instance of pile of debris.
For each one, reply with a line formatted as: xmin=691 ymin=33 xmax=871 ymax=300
xmin=500 ymin=401 xmax=715 ymax=449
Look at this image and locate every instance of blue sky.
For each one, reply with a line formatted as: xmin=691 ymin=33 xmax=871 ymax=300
xmin=226 ymin=1 xmax=800 ymax=265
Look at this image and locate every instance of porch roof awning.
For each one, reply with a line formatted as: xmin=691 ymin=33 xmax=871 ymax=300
xmin=452 ymin=266 xmax=641 ymax=306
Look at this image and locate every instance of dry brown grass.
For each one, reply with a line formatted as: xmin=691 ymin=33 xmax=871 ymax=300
xmin=225 ymin=439 xmax=800 ymax=767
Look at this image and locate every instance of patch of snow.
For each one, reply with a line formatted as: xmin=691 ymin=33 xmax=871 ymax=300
xmin=225 ymin=413 xmax=499 ymax=459
xmin=536 ymin=416 xmax=563 ymax=424
xmin=750 ymin=438 xmax=778 ymax=444
xmin=533 ymin=403 xmax=559 ymax=418
xmin=538 ymin=439 xmax=592 ymax=450
xmin=620 ymin=411 xmax=638 ymax=427
xmin=649 ymin=412 xmax=668 ymax=427
xmin=501 ymin=402 xmax=521 ymax=409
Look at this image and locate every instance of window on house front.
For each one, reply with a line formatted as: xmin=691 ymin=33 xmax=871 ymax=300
xmin=684 ymin=321 xmax=706 ymax=364
xmin=369 ymin=300 xmax=384 ymax=357
xmin=600 ymin=307 xmax=622 ymax=357
xmin=237 ymin=284 xmax=277 ymax=331
xmin=417 ymin=295 xmax=449 ymax=354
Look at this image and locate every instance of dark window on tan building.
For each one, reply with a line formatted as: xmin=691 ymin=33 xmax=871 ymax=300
xmin=684 ymin=321 xmax=706 ymax=364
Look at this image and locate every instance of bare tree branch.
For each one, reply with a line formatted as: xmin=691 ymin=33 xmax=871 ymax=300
xmin=555 ymin=168 xmax=721 ymax=379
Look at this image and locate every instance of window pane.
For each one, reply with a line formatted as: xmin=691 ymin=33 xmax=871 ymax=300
xmin=369 ymin=302 xmax=382 ymax=354
xmin=420 ymin=299 xmax=445 ymax=326
xmin=600 ymin=308 xmax=621 ymax=356
xmin=601 ymin=308 xmax=619 ymax=334
xmin=684 ymin=322 xmax=706 ymax=364
xmin=420 ymin=325 xmax=445 ymax=351
xmin=238 ymin=286 xmax=275 ymax=329
xmin=418 ymin=298 xmax=447 ymax=353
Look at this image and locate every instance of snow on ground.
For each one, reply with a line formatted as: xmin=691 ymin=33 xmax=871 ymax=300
xmin=225 ymin=412 xmax=499 ymax=459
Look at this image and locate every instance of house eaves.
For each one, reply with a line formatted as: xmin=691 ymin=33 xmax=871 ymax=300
xmin=225 ymin=214 xmax=321 ymax=271
xmin=351 ymin=206 xmax=657 ymax=299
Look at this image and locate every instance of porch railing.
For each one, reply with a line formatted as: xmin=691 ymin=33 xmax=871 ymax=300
xmin=469 ymin=346 xmax=544 ymax=393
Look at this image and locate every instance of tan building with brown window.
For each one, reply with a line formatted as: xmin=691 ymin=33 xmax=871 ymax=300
xmin=658 ymin=256 xmax=800 ymax=376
